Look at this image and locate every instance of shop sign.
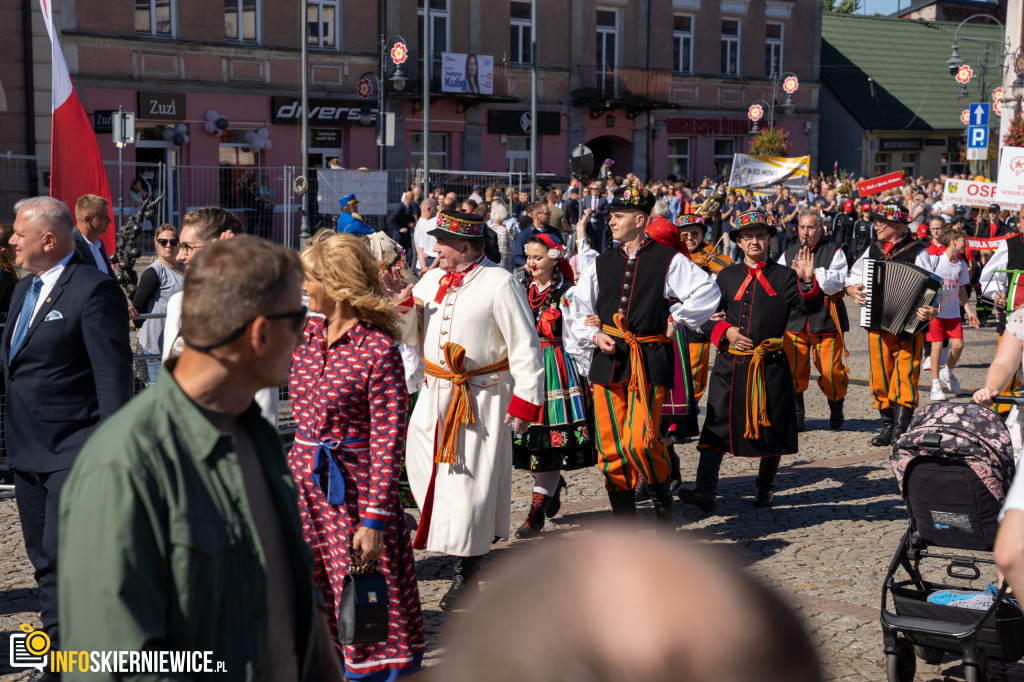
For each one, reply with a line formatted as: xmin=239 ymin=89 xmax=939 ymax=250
xmin=137 ymin=91 xmax=182 ymax=121
xmin=878 ymin=138 xmax=923 ymax=152
xmin=666 ymin=117 xmax=750 ymax=136
xmin=94 ymin=110 xmax=114 ymax=133
xmin=487 ymin=110 xmax=560 ymax=136
xmin=310 ymin=129 xmax=342 ymax=147
xmin=271 ymin=97 xmax=377 ymax=126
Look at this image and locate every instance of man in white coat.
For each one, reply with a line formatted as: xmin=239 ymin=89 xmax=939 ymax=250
xmin=407 ymin=209 xmax=544 ymax=611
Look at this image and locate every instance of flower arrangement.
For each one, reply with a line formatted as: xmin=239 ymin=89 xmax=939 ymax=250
xmin=748 ymin=126 xmax=791 ymax=157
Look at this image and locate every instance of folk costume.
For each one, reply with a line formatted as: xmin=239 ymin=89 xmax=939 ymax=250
xmin=681 ymin=216 xmax=732 ymax=402
xmin=679 ymin=210 xmax=823 ymax=513
xmin=778 ymin=237 xmax=849 ymax=431
xmin=572 ymin=182 xmax=720 ymax=524
xmin=512 ymin=235 xmax=596 ymax=538
xmin=980 ymin=235 xmax=1024 ymax=413
xmin=288 ymin=319 xmax=426 ymax=680
xmin=407 ymin=210 xmax=543 ymax=610
xmin=847 ymin=202 xmax=938 ymax=446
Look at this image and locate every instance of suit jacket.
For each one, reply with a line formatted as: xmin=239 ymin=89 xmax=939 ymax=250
xmin=387 ymin=201 xmax=418 ymax=249
xmin=2 ymin=254 xmax=133 ymax=472
xmin=73 ymin=228 xmax=116 ymax=278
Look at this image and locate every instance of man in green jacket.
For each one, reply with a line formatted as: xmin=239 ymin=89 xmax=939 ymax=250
xmin=58 ymin=237 xmax=343 ymax=681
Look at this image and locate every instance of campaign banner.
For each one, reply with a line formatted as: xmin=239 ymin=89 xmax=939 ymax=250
xmin=857 ymin=171 xmax=905 ymax=198
xmin=943 ymin=178 xmax=1022 ymax=211
xmin=997 ymin=146 xmax=1024 ymax=205
xmin=441 ymin=53 xmax=493 ymax=95
xmin=316 ymin=169 xmax=388 ymax=215
xmin=966 ymin=234 xmax=1013 ymax=250
xmin=727 ymin=153 xmax=809 ymax=191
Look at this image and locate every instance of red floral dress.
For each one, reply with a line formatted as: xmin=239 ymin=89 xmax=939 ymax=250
xmin=288 ymin=317 xmax=425 ymax=681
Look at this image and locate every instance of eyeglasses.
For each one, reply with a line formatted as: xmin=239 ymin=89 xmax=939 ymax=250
xmin=157 ymin=238 xmax=180 ymax=247
xmin=184 ymin=306 xmax=308 ymax=353
xmin=178 ymin=241 xmax=207 ymax=256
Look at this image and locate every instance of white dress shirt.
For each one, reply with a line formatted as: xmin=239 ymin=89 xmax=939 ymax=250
xmin=81 ymin=233 xmax=109 ymax=273
xmin=11 ymin=251 xmax=74 ymax=346
xmin=777 ymin=245 xmax=848 ymax=296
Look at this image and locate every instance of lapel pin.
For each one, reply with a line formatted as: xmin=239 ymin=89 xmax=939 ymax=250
xmin=46 ymin=298 xmax=51 ymax=302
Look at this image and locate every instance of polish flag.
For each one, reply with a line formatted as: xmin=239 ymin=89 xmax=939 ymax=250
xmin=38 ymin=0 xmax=115 ymax=252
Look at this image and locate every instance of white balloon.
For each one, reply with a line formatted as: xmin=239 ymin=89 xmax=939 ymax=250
xmin=175 ymin=123 xmax=188 ymax=134
xmin=245 ymin=131 xmax=256 ymax=143
xmin=162 ymin=128 xmax=175 ymax=141
xmin=205 ymin=121 xmax=218 ymax=134
xmin=263 ymin=140 xmax=272 ymax=150
xmin=182 ymin=134 xmax=190 ymax=144
xmin=257 ymin=127 xmax=268 ymax=138
xmin=206 ymin=109 xmax=219 ymax=122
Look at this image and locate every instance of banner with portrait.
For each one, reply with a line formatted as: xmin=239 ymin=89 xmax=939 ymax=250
xmin=441 ymin=53 xmax=494 ymax=95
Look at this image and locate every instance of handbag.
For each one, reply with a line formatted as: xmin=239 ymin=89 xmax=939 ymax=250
xmin=337 ymin=548 xmax=390 ymax=645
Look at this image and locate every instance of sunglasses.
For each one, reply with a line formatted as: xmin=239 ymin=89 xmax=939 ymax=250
xmin=184 ymin=306 xmax=308 ymax=353
xmin=157 ymin=238 xmax=180 ymax=247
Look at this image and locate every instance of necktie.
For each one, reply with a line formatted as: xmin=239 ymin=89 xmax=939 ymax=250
xmin=10 ymin=277 xmax=42 ymax=358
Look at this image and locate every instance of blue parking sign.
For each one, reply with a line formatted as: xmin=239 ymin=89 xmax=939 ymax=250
xmin=968 ymin=125 xmax=989 ymax=149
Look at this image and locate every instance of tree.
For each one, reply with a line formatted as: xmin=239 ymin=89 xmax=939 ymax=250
xmin=823 ymin=0 xmax=861 ymax=12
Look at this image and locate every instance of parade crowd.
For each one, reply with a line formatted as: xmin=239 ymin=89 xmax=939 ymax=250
xmin=7 ymin=163 xmax=1024 ymax=682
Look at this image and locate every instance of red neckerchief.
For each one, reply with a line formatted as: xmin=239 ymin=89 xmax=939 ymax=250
xmin=733 ymin=260 xmax=777 ymax=300
xmin=434 ymin=258 xmax=483 ymax=303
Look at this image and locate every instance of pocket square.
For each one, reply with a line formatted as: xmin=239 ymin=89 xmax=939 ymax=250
xmin=44 ymin=310 xmax=64 ymax=321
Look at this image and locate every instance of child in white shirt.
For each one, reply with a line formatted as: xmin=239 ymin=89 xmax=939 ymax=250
xmin=928 ymin=226 xmax=980 ymax=400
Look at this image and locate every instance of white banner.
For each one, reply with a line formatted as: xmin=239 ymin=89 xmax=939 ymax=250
xmin=441 ymin=53 xmax=494 ymax=95
xmin=997 ymin=146 xmax=1024 ymax=206
xmin=943 ymin=178 xmax=1022 ymax=211
xmin=727 ymin=153 xmax=810 ymax=191
xmin=316 ymin=169 xmax=388 ymax=215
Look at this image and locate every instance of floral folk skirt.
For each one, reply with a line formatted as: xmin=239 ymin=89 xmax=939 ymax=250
xmin=661 ymin=326 xmax=700 ymax=438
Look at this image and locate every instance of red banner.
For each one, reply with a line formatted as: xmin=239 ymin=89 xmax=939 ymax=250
xmin=857 ymin=171 xmax=905 ymax=198
xmin=966 ymin=234 xmax=1013 ymax=250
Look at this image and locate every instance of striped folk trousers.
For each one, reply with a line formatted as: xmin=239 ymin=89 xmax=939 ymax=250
xmin=688 ymin=342 xmax=711 ymax=401
xmin=868 ymin=330 xmax=924 ymax=410
xmin=593 ymin=383 xmax=669 ymax=492
xmin=784 ymin=331 xmax=849 ymax=401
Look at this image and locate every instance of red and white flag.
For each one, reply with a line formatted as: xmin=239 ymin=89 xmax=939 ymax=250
xmin=39 ymin=0 xmax=114 ymax=251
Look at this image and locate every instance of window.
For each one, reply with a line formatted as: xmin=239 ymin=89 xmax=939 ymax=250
xmin=672 ymin=15 xmax=693 ymax=74
xmin=714 ymin=138 xmax=735 ymax=178
xmin=136 ymin=0 xmax=174 ymax=37
xmin=507 ymin=137 xmax=530 ymax=173
xmin=765 ymin=23 xmax=783 ymax=77
xmin=219 ymin=142 xmax=258 ymax=209
xmin=307 ymin=0 xmax=337 ymax=49
xmin=721 ymin=19 xmax=739 ymax=76
xmin=411 ymin=132 xmax=448 ymax=171
xmin=597 ymin=9 xmax=617 ymax=71
xmin=901 ymin=152 xmax=917 ymax=178
xmin=874 ymin=153 xmax=889 ymax=176
xmin=225 ymin=0 xmax=258 ymax=42
xmin=417 ymin=0 xmax=449 ymax=57
xmin=509 ymin=1 xmax=531 ymax=65
xmin=667 ymin=138 xmax=690 ymax=178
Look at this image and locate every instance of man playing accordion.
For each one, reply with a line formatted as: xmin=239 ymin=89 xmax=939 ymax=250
xmin=846 ymin=201 xmax=938 ymax=448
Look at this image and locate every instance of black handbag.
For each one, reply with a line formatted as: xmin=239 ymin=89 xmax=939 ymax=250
xmin=337 ymin=549 xmax=390 ymax=645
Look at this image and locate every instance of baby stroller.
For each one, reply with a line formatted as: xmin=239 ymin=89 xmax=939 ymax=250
xmin=881 ymin=399 xmax=1024 ymax=682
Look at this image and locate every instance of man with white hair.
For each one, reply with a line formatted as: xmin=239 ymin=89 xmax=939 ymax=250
xmin=488 ymin=200 xmax=517 ymax=271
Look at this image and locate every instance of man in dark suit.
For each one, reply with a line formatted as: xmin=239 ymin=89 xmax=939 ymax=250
xmin=72 ymin=194 xmax=116 ymax=278
xmin=388 ymin=190 xmax=418 ymax=256
xmin=584 ymin=182 xmax=610 ymax=250
xmin=4 ymin=196 xmax=132 ymax=670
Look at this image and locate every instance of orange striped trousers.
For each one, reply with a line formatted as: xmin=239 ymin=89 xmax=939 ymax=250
xmin=868 ymin=330 xmax=924 ymax=410
xmin=593 ymin=383 xmax=669 ymax=492
xmin=784 ymin=331 xmax=849 ymax=400
xmin=688 ymin=342 xmax=711 ymax=401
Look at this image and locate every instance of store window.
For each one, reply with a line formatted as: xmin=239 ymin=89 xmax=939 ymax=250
xmin=721 ymin=19 xmax=740 ymax=76
xmin=411 ymin=132 xmax=448 ymax=170
xmin=507 ymin=137 xmax=530 ymax=173
xmin=417 ymin=0 xmax=449 ymax=56
xmin=901 ymin=152 xmax=917 ymax=178
xmin=219 ymin=136 xmax=259 ymax=209
xmin=765 ymin=23 xmax=783 ymax=77
xmin=307 ymin=0 xmax=338 ymax=49
xmin=714 ymin=138 xmax=735 ymax=178
xmin=510 ymin=2 xmax=531 ymax=65
xmin=667 ymin=137 xmax=690 ymax=178
xmin=672 ymin=15 xmax=693 ymax=75
xmin=874 ymin=153 xmax=889 ymax=176
xmin=225 ymin=0 xmax=258 ymax=43
xmin=136 ymin=0 xmax=174 ymax=37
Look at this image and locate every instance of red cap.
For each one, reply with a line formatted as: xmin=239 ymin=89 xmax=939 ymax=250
xmin=844 ymin=199 xmax=854 ymax=211
xmin=917 ymin=224 xmax=930 ymax=239
xmin=861 ymin=202 xmax=872 ymax=211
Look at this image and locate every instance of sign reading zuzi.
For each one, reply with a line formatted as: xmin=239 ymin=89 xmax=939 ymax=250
xmin=271 ymin=98 xmax=378 ymax=126
xmin=137 ymin=92 xmax=182 ymax=121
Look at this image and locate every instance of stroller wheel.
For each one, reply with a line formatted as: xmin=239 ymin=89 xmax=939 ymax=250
xmin=886 ymin=639 xmax=916 ymax=682
xmin=913 ymin=644 xmax=943 ymax=664
xmin=964 ymin=651 xmax=989 ymax=682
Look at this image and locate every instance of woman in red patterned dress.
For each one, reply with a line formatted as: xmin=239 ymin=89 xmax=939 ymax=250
xmin=288 ymin=232 xmax=425 ymax=681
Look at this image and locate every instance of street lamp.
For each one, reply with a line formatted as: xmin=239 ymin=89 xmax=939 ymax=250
xmin=746 ymin=61 xmax=799 ymax=134
xmin=377 ymin=34 xmax=408 ymax=169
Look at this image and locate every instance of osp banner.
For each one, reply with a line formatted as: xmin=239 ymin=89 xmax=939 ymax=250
xmin=943 ymin=178 xmax=1022 ymax=211
xmin=997 ymin=146 xmax=1024 ymax=205
xmin=727 ymin=153 xmax=809 ymax=191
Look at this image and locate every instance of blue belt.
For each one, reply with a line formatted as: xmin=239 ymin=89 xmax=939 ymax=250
xmin=294 ymin=432 xmax=368 ymax=506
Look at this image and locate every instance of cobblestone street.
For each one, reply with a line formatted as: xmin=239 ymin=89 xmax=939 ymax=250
xmin=2 ymin=300 xmax=1023 ymax=680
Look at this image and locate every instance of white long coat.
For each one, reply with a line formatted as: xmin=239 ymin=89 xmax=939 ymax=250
xmin=407 ymin=260 xmax=543 ymax=557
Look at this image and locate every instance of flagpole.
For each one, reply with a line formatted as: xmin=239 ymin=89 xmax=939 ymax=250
xmin=299 ymin=0 xmax=310 ymax=243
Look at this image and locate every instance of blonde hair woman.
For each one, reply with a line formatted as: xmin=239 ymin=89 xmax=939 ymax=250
xmin=286 ymin=231 xmax=425 ymax=679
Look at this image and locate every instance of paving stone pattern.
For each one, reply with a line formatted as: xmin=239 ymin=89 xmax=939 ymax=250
xmin=3 ymin=300 xmax=1023 ymax=680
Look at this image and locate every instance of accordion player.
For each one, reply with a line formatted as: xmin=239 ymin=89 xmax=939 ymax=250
xmin=846 ymin=201 xmax=939 ymax=450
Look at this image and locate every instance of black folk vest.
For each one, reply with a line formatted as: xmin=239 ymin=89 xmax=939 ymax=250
xmin=1007 ymin=235 xmax=1024 ymax=270
xmin=784 ymin=240 xmax=848 ymax=334
xmin=589 ymin=240 xmax=677 ymax=388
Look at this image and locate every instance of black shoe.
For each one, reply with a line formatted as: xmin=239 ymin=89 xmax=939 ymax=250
xmin=668 ymin=451 xmax=683 ymax=497
xmin=795 ymin=393 xmax=806 ymax=433
xmin=633 ymin=478 xmax=650 ymax=503
xmin=828 ymin=398 xmax=845 ymax=430
xmin=439 ymin=556 xmax=482 ymax=611
xmin=545 ymin=476 xmax=567 ymax=518
xmin=648 ymin=480 xmax=676 ymax=528
xmin=515 ymin=492 xmax=548 ymax=539
xmin=891 ymin=405 xmax=915 ymax=445
xmin=608 ymin=489 xmax=637 ymax=519
xmin=677 ymin=449 xmax=724 ymax=513
xmin=870 ymin=407 xmax=895 ymax=447
xmin=753 ymin=457 xmax=781 ymax=507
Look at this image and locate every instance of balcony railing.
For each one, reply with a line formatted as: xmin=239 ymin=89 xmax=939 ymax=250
xmin=573 ymin=65 xmax=674 ymax=108
xmin=385 ymin=51 xmax=514 ymax=101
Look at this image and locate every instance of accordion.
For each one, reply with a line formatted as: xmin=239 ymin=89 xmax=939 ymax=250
xmin=859 ymin=259 xmax=942 ymax=340
xmin=995 ymin=270 xmax=1024 ymax=312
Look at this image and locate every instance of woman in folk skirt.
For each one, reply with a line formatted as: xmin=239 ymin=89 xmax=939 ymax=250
xmin=512 ymin=234 xmax=596 ymax=538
